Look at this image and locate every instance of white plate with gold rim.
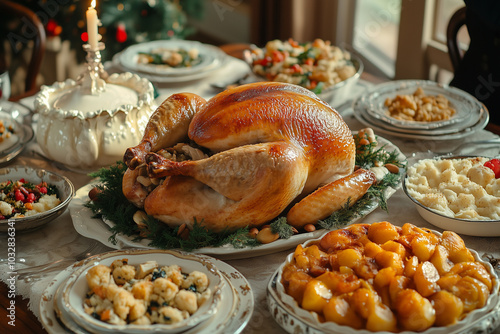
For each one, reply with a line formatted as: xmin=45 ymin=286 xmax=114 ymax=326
xmin=60 ymin=249 xmax=225 ymax=334
xmin=40 ymin=250 xmax=253 ymax=334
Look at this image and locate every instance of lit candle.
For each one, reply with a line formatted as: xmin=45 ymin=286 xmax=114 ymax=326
xmin=86 ymin=0 xmax=99 ymax=49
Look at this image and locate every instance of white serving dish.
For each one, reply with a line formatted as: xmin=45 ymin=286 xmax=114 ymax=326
xmin=352 ymin=97 xmax=489 ymax=141
xmin=317 ymin=54 xmax=363 ymax=107
xmin=362 ymin=80 xmax=480 ymax=129
xmin=35 ymin=72 xmax=156 ymax=170
xmin=0 ymin=108 xmax=34 ymax=165
xmin=41 ymin=250 xmax=253 ymax=334
xmin=270 ymin=228 xmax=500 ymax=334
xmin=59 ymin=249 xmax=224 ymax=334
xmin=113 ymin=41 xmax=229 ymax=84
xmin=0 ymin=165 xmax=74 ymax=232
xmin=402 ymin=157 xmax=500 ymax=237
xmin=119 ymin=40 xmax=223 ymax=76
xmin=244 ymin=47 xmax=363 ymax=108
xmin=69 ymin=134 xmax=405 ymax=259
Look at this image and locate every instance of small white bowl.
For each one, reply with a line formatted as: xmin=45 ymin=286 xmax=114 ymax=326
xmin=403 ymin=179 xmax=500 ymax=237
xmin=0 ymin=165 xmax=74 ymax=232
xmin=272 ymin=226 xmax=500 ymax=334
xmin=60 ymin=249 xmax=225 ymax=334
xmin=403 ymin=155 xmax=500 ymax=237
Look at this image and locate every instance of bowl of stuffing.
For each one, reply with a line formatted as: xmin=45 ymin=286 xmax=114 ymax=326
xmin=403 ymin=156 xmax=500 ymax=237
xmin=245 ymin=38 xmax=363 ymax=108
xmin=59 ymin=249 xmax=225 ymax=334
xmin=0 ymin=165 xmax=74 ymax=232
xmin=269 ymin=222 xmax=500 ymax=334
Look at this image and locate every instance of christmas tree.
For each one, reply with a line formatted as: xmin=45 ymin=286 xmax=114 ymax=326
xmin=4 ymin=0 xmax=204 ymax=62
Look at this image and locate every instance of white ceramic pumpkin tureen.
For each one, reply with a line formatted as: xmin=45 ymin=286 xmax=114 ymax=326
xmin=35 ymin=72 xmax=155 ymax=170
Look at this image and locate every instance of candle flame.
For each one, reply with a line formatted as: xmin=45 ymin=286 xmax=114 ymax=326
xmin=91 ymin=0 xmax=96 ymax=8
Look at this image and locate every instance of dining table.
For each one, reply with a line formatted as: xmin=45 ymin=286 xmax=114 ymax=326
xmin=1 ymin=44 xmax=500 ymax=334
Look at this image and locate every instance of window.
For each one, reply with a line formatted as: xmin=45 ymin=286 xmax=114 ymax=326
xmin=434 ymin=0 xmax=468 ymax=45
xmin=334 ymin=0 xmax=468 ymax=81
xmin=352 ymin=0 xmax=401 ymax=78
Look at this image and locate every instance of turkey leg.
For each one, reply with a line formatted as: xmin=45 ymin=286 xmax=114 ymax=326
xmin=145 ymin=141 xmax=309 ymax=202
xmin=123 ymin=93 xmax=206 ymax=169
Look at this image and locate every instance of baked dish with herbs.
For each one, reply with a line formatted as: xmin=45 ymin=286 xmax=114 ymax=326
xmin=84 ymin=259 xmax=213 ymax=325
xmin=136 ymin=47 xmax=201 ymax=68
xmin=247 ymin=38 xmax=357 ymax=94
xmin=279 ymin=222 xmax=498 ymax=332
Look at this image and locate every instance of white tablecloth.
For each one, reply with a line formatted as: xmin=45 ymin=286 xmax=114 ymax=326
xmin=1 ymin=56 xmax=500 ymax=334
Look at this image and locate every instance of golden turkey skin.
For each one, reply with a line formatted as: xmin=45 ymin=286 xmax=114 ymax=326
xmin=124 ymin=82 xmax=358 ymax=232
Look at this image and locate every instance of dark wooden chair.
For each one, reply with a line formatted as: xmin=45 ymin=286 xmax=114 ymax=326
xmin=0 ymin=0 xmax=46 ymax=101
xmin=446 ymin=6 xmax=500 ymax=134
xmin=446 ymin=7 xmax=466 ymax=73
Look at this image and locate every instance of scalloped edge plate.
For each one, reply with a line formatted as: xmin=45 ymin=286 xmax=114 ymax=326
xmin=361 ymin=80 xmax=480 ymax=129
xmin=41 ymin=251 xmax=253 ymax=334
xmin=269 ymin=228 xmax=500 ymax=334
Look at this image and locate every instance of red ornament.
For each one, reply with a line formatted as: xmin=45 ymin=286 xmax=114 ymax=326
xmin=46 ymin=19 xmax=62 ymax=37
xmin=81 ymin=32 xmax=89 ymax=42
xmin=116 ymin=23 xmax=127 ymax=43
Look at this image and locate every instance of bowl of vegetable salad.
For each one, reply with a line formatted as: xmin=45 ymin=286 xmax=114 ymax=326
xmin=0 ymin=165 xmax=74 ymax=232
xmin=245 ymin=38 xmax=363 ymax=107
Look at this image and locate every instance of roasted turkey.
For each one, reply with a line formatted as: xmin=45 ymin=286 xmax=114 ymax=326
xmin=123 ymin=82 xmax=375 ymax=232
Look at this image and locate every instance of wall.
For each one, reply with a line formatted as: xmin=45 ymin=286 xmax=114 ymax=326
xmin=188 ymin=0 xmax=251 ymax=44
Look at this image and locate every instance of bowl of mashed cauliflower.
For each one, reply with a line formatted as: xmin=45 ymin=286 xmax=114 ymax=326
xmin=0 ymin=165 xmax=74 ymax=232
xmin=403 ymin=156 xmax=500 ymax=236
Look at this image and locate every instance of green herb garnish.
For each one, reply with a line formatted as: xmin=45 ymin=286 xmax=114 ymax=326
xmin=310 ymin=81 xmax=324 ymax=94
xmin=354 ymin=132 xmax=405 ymax=169
xmin=271 ymin=217 xmax=294 ymax=239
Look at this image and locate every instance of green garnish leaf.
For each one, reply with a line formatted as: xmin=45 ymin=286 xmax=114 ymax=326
xmin=220 ymin=228 xmax=260 ymax=249
xmin=310 ymin=81 xmax=324 ymax=94
xmin=355 ymin=133 xmax=406 ymax=170
xmin=297 ymin=48 xmax=318 ymax=62
xmin=270 ymin=217 xmax=294 ymax=239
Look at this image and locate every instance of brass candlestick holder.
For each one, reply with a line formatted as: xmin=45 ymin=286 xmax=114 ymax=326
xmin=78 ymin=42 xmax=108 ymax=95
